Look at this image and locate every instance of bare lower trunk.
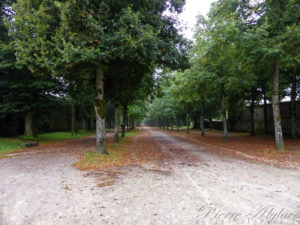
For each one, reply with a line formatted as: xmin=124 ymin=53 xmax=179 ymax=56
xmin=200 ymin=115 xmax=204 ymax=137
xmin=291 ymin=76 xmax=297 ymax=139
xmin=221 ymin=85 xmax=228 ymax=142
xmin=94 ymin=67 xmax=107 ymax=154
xmin=25 ymin=112 xmax=34 ymax=137
xmin=186 ymin=111 xmax=190 ymax=134
xmin=114 ymin=102 xmax=119 ymax=143
xmin=200 ymin=103 xmax=205 ymax=137
xmin=263 ymin=92 xmax=268 ymax=134
xmin=272 ymin=61 xmax=284 ymax=150
xmin=121 ymin=105 xmax=127 ymax=137
xmin=250 ymin=95 xmax=255 ymax=136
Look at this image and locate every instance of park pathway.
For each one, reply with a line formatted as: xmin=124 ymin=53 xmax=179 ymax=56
xmin=0 ymin=128 xmax=299 ymax=225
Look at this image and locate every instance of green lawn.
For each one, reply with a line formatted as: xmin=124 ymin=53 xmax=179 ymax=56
xmin=0 ymin=130 xmax=95 ymax=156
xmin=37 ymin=130 xmax=95 ymax=143
xmin=0 ymin=138 xmax=28 ymax=154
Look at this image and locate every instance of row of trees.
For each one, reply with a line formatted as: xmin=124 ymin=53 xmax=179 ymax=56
xmin=1 ymin=0 xmax=189 ymax=153
xmin=148 ymin=0 xmax=300 ymax=150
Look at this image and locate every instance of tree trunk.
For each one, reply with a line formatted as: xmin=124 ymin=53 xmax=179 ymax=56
xmin=114 ymin=102 xmax=119 ymax=143
xmin=263 ymin=92 xmax=268 ymax=134
xmin=71 ymin=101 xmax=76 ymax=136
xmin=221 ymin=85 xmax=228 ymax=142
xmin=250 ymin=94 xmax=255 ymax=136
xmin=272 ymin=61 xmax=284 ymax=150
xmin=186 ymin=111 xmax=190 ymax=134
xmin=94 ymin=67 xmax=107 ymax=154
xmin=121 ymin=105 xmax=127 ymax=137
xmin=291 ymin=76 xmax=297 ymax=139
xmin=200 ymin=102 xmax=205 ymax=136
xmin=200 ymin=115 xmax=204 ymax=137
xmin=24 ymin=112 xmax=34 ymax=137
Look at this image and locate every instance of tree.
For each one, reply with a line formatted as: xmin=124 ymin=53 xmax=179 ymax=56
xmin=10 ymin=0 xmax=189 ymax=153
xmin=254 ymin=0 xmax=300 ymax=149
xmin=0 ymin=0 xmax=61 ymax=137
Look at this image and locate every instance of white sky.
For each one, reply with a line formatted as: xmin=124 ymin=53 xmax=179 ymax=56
xmin=178 ymin=0 xmax=216 ymax=40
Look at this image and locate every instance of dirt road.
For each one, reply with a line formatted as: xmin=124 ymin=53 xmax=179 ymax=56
xmin=0 ymin=128 xmax=299 ymax=225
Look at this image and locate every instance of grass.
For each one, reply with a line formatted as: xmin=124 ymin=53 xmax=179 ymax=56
xmin=37 ymin=130 xmax=95 ymax=143
xmin=0 ymin=138 xmax=28 ymax=155
xmin=76 ymin=131 xmax=137 ymax=170
xmin=0 ymin=129 xmax=95 ymax=157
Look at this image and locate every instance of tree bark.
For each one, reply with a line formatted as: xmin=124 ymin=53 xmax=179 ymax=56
xmin=127 ymin=115 xmax=130 ymax=131
xmin=94 ymin=67 xmax=107 ymax=154
xmin=272 ymin=61 xmax=284 ymax=150
xmin=24 ymin=112 xmax=34 ymax=137
xmin=121 ymin=105 xmax=127 ymax=137
xmin=291 ymin=76 xmax=297 ymax=139
xmin=263 ymin=91 xmax=268 ymax=134
xmin=221 ymin=84 xmax=228 ymax=142
xmin=114 ymin=102 xmax=119 ymax=143
xmin=186 ymin=111 xmax=190 ymax=134
xmin=250 ymin=94 xmax=255 ymax=136
xmin=200 ymin=102 xmax=205 ymax=137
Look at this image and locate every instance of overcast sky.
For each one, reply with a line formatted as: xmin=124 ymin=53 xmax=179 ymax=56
xmin=178 ymin=0 xmax=216 ymax=40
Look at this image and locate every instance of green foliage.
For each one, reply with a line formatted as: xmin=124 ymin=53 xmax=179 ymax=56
xmin=147 ymin=0 xmax=300 ymax=135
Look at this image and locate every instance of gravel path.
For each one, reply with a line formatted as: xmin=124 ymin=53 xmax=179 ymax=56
xmin=0 ymin=128 xmax=299 ymax=225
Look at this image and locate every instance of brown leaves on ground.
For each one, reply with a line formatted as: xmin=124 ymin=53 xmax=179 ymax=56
xmin=164 ymin=129 xmax=300 ymax=168
xmin=76 ymin=129 xmax=194 ymax=173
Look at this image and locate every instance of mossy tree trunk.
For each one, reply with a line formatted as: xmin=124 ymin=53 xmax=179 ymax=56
xmin=272 ymin=61 xmax=284 ymax=151
xmin=25 ymin=112 xmax=35 ymax=137
xmin=94 ymin=67 xmax=107 ymax=154
xmin=114 ymin=102 xmax=119 ymax=143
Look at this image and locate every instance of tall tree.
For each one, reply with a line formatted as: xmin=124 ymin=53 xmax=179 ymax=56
xmin=10 ymin=0 xmax=189 ymax=153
